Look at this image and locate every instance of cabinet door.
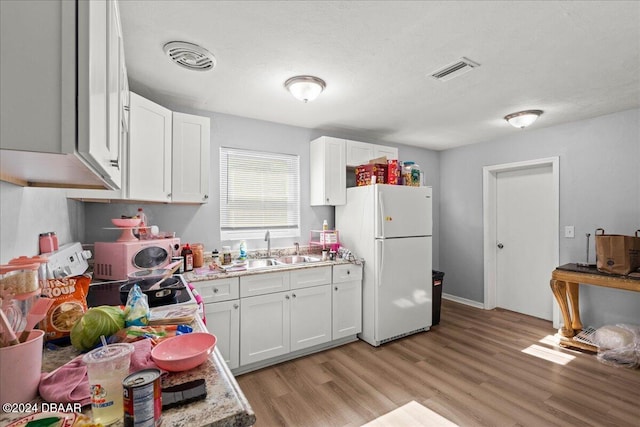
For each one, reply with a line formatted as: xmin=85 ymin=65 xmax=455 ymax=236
xmin=77 ymin=0 xmax=122 ymax=189
xmin=197 ymin=277 xmax=240 ymax=303
xmin=172 ymin=112 xmax=211 ymax=203
xmin=310 ymin=137 xmax=346 ymax=206
xmin=345 ymin=140 xmax=374 ymax=167
xmin=205 ymin=300 xmax=240 ymax=370
xmin=374 ymin=144 xmax=398 ymax=161
xmin=128 ymin=92 xmax=172 ymax=201
xmin=290 ymin=285 xmax=332 ymax=352
xmin=332 ymin=280 xmax=362 ymax=339
xmin=240 ymin=293 xmax=290 ymax=365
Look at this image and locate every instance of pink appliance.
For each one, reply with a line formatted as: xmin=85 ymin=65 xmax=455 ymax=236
xmin=93 ymin=238 xmax=181 ymax=281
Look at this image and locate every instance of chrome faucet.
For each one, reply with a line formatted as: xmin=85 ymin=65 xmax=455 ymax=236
xmin=294 ymin=242 xmax=300 ymax=255
xmin=264 ymin=230 xmax=271 ymax=258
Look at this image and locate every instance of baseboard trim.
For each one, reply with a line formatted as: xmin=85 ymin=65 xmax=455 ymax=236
xmin=442 ymin=293 xmax=484 ymax=309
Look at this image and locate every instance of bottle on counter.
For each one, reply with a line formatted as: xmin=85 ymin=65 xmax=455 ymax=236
xmin=221 ymin=246 xmax=232 ymax=265
xmin=239 ymin=241 xmax=247 ymax=260
xmin=136 ymin=208 xmax=148 ymax=239
xmin=323 ymin=220 xmax=328 ymax=231
xmin=181 ymin=243 xmax=194 ymax=272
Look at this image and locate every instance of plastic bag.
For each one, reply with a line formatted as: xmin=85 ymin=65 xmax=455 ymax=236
xmin=125 ymin=283 xmax=150 ymax=327
xmin=108 ymin=324 xmax=193 ymax=345
xmin=593 ymin=324 xmax=640 ymax=369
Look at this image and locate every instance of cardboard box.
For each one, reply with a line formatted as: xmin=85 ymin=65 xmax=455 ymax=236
xmin=355 ymin=163 xmax=388 ymax=186
xmin=387 ymin=159 xmax=399 ymax=185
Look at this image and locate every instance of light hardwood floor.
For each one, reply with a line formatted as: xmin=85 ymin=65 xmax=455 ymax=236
xmin=236 ymin=300 xmax=640 ymax=427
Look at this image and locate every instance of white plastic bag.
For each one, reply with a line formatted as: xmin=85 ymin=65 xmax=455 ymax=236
xmin=593 ymin=324 xmax=640 ymax=369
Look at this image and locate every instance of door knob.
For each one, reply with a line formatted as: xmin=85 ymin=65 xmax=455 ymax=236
xmin=497 ymin=243 xmax=504 ymax=249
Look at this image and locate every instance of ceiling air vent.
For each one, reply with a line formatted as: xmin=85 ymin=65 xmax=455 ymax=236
xmin=163 ymin=41 xmax=216 ymax=71
xmin=430 ymin=57 xmax=480 ymax=82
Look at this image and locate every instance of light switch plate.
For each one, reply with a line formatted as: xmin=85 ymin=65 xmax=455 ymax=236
xmin=564 ymin=226 xmax=575 ymax=238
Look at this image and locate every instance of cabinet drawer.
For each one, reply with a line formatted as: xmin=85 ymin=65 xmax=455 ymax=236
xmin=240 ymin=272 xmax=290 ymax=298
xmin=290 ymin=266 xmax=332 ymax=290
xmin=332 ymin=264 xmax=363 ymax=283
xmin=197 ymin=277 xmax=239 ymax=303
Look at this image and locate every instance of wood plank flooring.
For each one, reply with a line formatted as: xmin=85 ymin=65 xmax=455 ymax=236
xmin=236 ymin=300 xmax=640 ymax=427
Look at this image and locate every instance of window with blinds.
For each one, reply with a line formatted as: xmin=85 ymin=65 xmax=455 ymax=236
xmin=220 ymin=147 xmax=300 ymax=240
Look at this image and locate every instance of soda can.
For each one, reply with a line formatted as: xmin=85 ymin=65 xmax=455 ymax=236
xmin=123 ymin=368 xmax=162 ymax=427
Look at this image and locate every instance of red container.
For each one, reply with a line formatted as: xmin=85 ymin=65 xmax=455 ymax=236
xmin=355 ymin=164 xmax=388 ymax=186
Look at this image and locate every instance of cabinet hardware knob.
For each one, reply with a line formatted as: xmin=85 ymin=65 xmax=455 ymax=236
xmin=292 ymin=293 xmax=296 ymax=298
xmin=204 ymin=194 xmax=209 ymax=199
xmin=326 ymin=198 xmax=329 ymax=202
xmin=347 ymin=270 xmax=350 ymax=275
xmin=213 ymin=288 xmax=219 ymax=293
xmin=497 ymin=243 xmax=504 ymax=249
xmin=285 ymin=295 xmax=290 ymax=300
xmin=167 ymin=193 xmax=172 ymax=198
xmin=233 ymin=304 xmax=239 ymax=309
xmin=335 ymin=286 xmax=338 ymax=291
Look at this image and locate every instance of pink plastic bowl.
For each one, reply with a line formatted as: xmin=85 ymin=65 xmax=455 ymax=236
xmin=151 ymin=332 xmax=216 ymax=372
xmin=111 ymin=217 xmax=141 ymax=228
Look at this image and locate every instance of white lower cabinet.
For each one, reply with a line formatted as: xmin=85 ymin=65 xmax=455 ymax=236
xmin=205 ymin=300 xmax=240 ymax=370
xmin=240 ymin=292 xmax=290 ymax=365
xmin=290 ymin=285 xmax=332 ymax=352
xmin=200 ymin=277 xmax=240 ymax=369
xmin=205 ymin=263 xmax=362 ymax=371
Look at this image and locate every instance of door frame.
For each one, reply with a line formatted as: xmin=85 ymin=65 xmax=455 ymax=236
xmin=482 ymin=157 xmax=560 ymax=327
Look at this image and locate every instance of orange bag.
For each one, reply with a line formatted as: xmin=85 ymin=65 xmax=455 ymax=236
xmin=39 ymin=275 xmax=91 ymax=342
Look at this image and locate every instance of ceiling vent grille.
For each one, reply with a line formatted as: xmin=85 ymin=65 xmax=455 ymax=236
xmin=163 ymin=41 xmax=216 ymax=71
xmin=430 ymin=57 xmax=480 ymax=82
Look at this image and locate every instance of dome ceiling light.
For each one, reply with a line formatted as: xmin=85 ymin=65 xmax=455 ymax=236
xmin=284 ymin=75 xmax=326 ymax=103
xmin=504 ymin=110 xmax=544 ymax=129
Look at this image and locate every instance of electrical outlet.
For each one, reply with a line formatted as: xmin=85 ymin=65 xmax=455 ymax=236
xmin=565 ymin=225 xmax=575 ymax=238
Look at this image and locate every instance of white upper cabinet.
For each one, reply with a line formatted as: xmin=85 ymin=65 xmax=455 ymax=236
xmin=310 ymin=137 xmax=346 ymax=206
xmin=345 ymin=139 xmax=398 ymax=167
xmin=0 ymin=0 xmax=124 ymax=190
xmin=127 ymin=93 xmax=173 ymax=202
xmin=172 ymin=112 xmax=211 ymax=203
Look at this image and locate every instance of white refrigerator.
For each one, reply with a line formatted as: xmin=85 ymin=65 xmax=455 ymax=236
xmin=336 ymin=184 xmax=433 ymax=346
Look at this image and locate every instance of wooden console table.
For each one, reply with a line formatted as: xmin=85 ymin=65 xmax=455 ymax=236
xmin=550 ymin=264 xmax=640 ymax=351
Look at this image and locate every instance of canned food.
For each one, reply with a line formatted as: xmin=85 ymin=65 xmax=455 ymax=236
xmin=123 ymin=369 xmax=162 ymax=427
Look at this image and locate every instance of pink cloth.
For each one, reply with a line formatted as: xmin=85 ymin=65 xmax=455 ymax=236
xmin=39 ymin=339 xmax=163 ymax=406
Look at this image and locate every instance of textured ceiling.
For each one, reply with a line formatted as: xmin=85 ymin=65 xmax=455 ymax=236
xmin=119 ymin=0 xmax=640 ymax=150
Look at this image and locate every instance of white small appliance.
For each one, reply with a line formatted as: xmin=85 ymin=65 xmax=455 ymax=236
xmin=336 ymin=184 xmax=433 ymax=346
xmin=93 ymin=237 xmax=181 ymax=281
xmin=44 ymin=242 xmax=92 ymax=278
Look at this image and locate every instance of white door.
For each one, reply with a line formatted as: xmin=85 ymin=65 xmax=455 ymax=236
xmin=496 ymin=165 xmax=555 ymax=320
xmin=375 ymin=237 xmax=432 ymax=342
xmin=290 ymin=285 xmax=332 ymax=351
xmin=204 ymin=300 xmax=240 ymax=370
xmin=375 ymin=185 xmax=432 ymax=238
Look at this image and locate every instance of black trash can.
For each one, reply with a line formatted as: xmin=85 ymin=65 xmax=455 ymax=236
xmin=432 ymin=270 xmax=445 ymax=325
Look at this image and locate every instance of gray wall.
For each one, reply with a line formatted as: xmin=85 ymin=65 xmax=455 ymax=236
xmin=439 ymin=108 xmax=640 ymax=327
xmin=83 ymin=105 xmax=441 ymax=264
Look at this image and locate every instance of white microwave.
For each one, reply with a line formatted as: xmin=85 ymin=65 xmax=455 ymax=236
xmin=93 ymin=238 xmax=181 ymax=280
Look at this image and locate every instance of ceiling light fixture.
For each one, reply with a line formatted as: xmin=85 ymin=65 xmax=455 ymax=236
xmin=504 ymin=110 xmax=544 ymax=129
xmin=284 ymin=76 xmax=326 ymax=103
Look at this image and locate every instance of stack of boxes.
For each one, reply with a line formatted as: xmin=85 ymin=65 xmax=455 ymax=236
xmin=355 ymin=158 xmax=399 ymax=186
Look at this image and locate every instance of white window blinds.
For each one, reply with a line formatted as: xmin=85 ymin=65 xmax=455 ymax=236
xmin=220 ymin=147 xmax=300 ymax=240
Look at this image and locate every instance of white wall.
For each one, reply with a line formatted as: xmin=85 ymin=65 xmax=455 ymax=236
xmin=439 ymin=108 xmax=640 ymax=327
xmin=0 ymin=184 xmax=85 ymax=262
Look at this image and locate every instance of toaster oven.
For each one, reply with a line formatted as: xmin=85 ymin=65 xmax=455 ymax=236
xmin=93 ymin=238 xmax=181 ymax=280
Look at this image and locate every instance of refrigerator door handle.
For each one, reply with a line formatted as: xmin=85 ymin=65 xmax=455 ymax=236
xmin=378 ymin=193 xmax=386 ymax=238
xmin=377 ymin=239 xmax=384 ymax=287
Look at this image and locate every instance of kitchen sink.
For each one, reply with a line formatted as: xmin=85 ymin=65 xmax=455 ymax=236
xmin=246 ymin=258 xmax=279 ymax=269
xmin=276 ymin=255 xmax=321 ymax=265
